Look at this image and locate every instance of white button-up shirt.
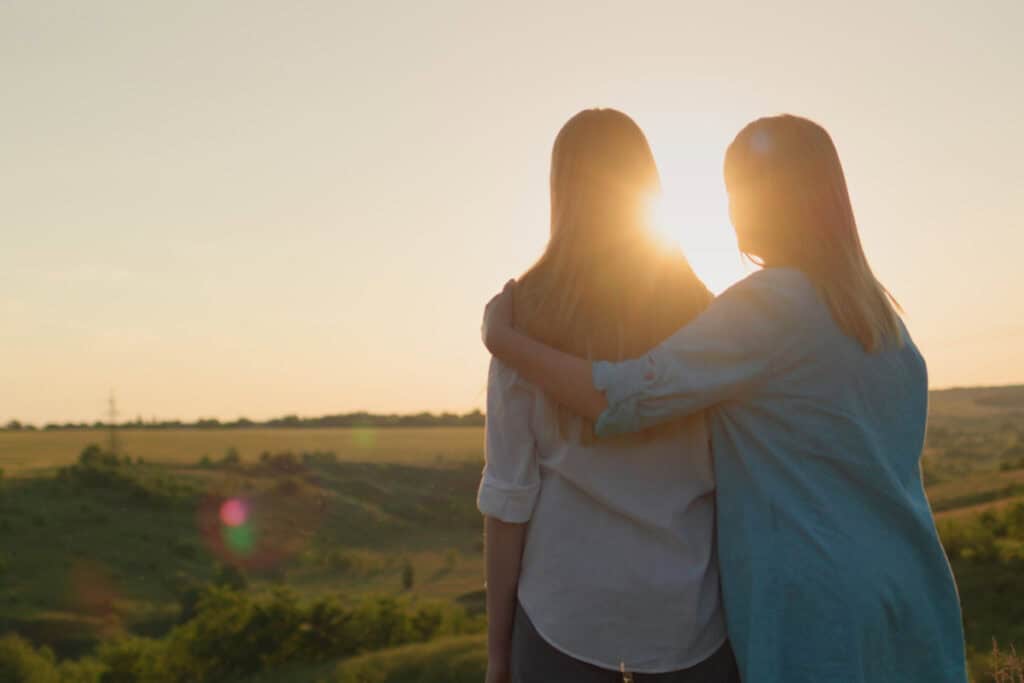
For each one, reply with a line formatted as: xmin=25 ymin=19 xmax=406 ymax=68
xmin=478 ymin=358 xmax=726 ymax=673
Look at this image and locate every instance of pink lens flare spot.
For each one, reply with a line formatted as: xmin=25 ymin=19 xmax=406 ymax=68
xmin=219 ymin=498 xmax=248 ymax=527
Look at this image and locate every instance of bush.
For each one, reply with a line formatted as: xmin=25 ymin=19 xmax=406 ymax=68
xmin=939 ymin=503 xmax=1024 ymax=662
xmin=79 ymin=444 xmax=120 ymax=468
xmin=0 ymin=634 xmax=60 ymax=683
xmin=57 ymin=657 xmax=105 ymax=683
xmin=95 ymin=636 xmax=166 ymax=683
xmin=161 ymin=587 xmax=480 ymax=681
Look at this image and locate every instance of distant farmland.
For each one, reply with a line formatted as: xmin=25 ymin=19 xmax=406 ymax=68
xmin=0 ymin=427 xmax=485 ymax=474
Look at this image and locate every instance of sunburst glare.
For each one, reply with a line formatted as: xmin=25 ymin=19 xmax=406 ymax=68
xmin=648 ymin=163 xmax=751 ymax=294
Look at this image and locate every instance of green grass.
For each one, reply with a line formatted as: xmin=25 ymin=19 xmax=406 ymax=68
xmin=0 ymin=454 xmax=485 ymax=658
xmin=327 ymin=634 xmax=487 ymax=683
xmin=3 ymin=402 xmax=1023 ymax=680
xmin=928 ymin=385 xmax=1024 ymax=419
xmin=928 ymin=469 xmax=1024 ymax=513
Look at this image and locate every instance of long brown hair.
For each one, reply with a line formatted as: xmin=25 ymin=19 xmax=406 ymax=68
xmin=723 ymin=114 xmax=902 ymax=352
xmin=515 ymin=108 xmax=712 ymax=442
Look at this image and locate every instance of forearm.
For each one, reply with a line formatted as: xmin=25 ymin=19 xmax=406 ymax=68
xmin=484 ymin=516 xmax=527 ymax=668
xmin=489 ymin=327 xmax=607 ymax=421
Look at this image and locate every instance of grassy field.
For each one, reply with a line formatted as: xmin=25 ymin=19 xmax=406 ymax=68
xmin=0 ymin=427 xmax=485 ymax=475
xmin=2 ymin=385 xmax=1023 ymax=680
xmin=236 ymin=635 xmax=488 ymax=683
xmin=928 ymin=385 xmax=1024 ymax=418
xmin=928 ymin=469 xmax=1024 ymax=513
xmin=0 ymin=435 xmax=488 ymax=662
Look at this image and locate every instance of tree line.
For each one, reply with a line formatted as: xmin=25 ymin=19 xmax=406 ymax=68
xmin=3 ymin=410 xmax=485 ymax=432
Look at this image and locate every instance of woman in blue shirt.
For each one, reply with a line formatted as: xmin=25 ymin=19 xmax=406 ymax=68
xmin=481 ymin=114 xmax=968 ymax=683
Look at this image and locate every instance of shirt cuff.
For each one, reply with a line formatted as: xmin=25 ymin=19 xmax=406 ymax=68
xmin=592 ymin=356 xmax=656 ymax=438
xmin=477 ymin=479 xmax=539 ymax=523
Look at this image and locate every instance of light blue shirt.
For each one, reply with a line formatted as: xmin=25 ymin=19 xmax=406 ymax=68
xmin=593 ymin=268 xmax=968 ymax=683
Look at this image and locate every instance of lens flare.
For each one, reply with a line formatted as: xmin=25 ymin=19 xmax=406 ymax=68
xmin=223 ymin=523 xmax=256 ymax=555
xmin=196 ymin=465 xmax=327 ymax=571
xmin=219 ymin=498 xmax=248 ymax=527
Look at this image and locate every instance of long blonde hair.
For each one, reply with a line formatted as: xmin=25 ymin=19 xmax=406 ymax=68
xmin=515 ymin=108 xmax=712 ymax=442
xmin=723 ymin=114 xmax=902 ymax=352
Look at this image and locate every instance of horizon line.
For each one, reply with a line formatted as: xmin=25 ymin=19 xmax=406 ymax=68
xmin=5 ymin=381 xmax=1023 ymax=429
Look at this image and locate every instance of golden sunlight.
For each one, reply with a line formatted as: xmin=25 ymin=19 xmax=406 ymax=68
xmin=650 ymin=173 xmax=750 ymax=295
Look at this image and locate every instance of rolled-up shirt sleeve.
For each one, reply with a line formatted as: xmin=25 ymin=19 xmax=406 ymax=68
xmin=477 ymin=358 xmax=540 ymax=523
xmin=594 ymin=269 xmax=806 ymax=438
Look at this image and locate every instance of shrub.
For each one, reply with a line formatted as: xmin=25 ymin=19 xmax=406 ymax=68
xmin=221 ymin=448 xmax=240 ymax=466
xmin=162 ymin=588 xmax=481 ymax=680
xmin=0 ymin=634 xmax=60 ymax=683
xmin=96 ymin=636 xmax=166 ymax=683
xmin=56 ymin=657 xmax=104 ymax=683
xmin=401 ymin=560 xmax=415 ymax=591
xmin=79 ymin=444 xmax=103 ymax=467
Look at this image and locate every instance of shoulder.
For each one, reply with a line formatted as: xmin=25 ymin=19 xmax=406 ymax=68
xmin=713 ymin=267 xmax=815 ymax=322
xmin=725 ymin=267 xmax=814 ymax=299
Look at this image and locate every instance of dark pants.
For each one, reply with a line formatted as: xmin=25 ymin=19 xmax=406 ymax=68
xmin=511 ymin=603 xmax=740 ymax=683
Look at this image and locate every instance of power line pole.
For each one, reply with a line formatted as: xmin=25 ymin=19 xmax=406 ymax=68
xmin=108 ymin=390 xmax=120 ymax=457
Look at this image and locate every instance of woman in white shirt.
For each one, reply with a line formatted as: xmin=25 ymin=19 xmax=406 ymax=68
xmin=477 ymin=108 xmax=737 ymax=683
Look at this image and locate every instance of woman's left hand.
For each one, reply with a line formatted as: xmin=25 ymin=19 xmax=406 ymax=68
xmin=482 ymin=279 xmax=516 ymax=354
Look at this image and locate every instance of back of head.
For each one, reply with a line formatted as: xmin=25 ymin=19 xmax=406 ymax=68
xmin=723 ymin=114 xmax=901 ymax=352
xmin=516 ymin=108 xmax=712 ymax=443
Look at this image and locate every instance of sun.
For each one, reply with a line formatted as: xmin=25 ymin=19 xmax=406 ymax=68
xmin=650 ymin=185 xmax=750 ymax=295
xmin=637 ymin=113 xmax=755 ymax=294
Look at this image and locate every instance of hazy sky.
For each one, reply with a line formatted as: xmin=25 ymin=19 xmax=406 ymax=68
xmin=4 ymin=1 xmax=1023 ymax=425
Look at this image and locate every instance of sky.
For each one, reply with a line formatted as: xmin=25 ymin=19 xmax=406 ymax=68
xmin=3 ymin=0 xmax=1024 ymax=425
